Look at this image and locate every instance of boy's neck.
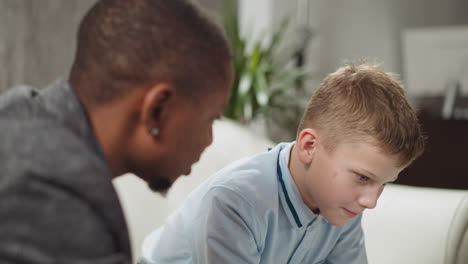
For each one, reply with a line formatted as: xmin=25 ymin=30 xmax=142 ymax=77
xmin=288 ymin=144 xmax=302 ymax=186
xmin=288 ymin=144 xmax=320 ymax=213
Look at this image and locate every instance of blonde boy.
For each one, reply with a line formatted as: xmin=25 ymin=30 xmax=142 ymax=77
xmin=141 ymin=63 xmax=425 ymax=264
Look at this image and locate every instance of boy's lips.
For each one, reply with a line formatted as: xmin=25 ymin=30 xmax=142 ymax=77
xmin=343 ymin=208 xmax=359 ymax=218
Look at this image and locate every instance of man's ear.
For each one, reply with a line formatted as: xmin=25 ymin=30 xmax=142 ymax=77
xmin=296 ymin=128 xmax=319 ymax=165
xmin=140 ymin=83 xmax=174 ymax=138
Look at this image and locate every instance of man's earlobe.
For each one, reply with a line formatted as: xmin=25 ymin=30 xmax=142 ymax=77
xmin=140 ymin=83 xmax=174 ymax=137
xmin=150 ymin=127 xmax=160 ymax=137
xmin=296 ymin=128 xmax=318 ymax=164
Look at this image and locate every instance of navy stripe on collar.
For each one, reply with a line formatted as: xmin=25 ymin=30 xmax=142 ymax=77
xmin=277 ymin=151 xmax=303 ymax=228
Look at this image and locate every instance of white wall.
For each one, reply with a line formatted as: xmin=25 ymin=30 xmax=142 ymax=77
xmin=0 ymin=0 xmax=225 ymax=93
xmin=310 ymin=0 xmax=468 ymax=80
xmin=265 ymin=0 xmax=468 ymax=90
xmin=239 ymin=0 xmax=274 ymax=48
xmin=0 ymin=0 xmax=95 ymax=92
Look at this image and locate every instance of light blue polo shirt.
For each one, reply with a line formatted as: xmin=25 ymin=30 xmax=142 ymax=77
xmin=141 ymin=142 xmax=367 ymax=264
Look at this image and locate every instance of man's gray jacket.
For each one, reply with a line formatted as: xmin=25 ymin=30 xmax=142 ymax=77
xmin=0 ymin=80 xmax=132 ymax=263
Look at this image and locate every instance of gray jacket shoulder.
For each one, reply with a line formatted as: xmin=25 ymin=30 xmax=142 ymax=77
xmin=0 ymin=83 xmax=131 ymax=263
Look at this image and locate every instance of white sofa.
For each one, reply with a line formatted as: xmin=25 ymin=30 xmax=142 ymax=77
xmin=113 ymin=119 xmax=468 ymax=264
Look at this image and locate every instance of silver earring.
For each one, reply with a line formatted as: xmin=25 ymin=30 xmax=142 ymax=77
xmin=150 ymin=127 xmax=159 ymax=136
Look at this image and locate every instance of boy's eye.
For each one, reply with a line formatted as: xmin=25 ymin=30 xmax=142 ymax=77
xmin=358 ymin=175 xmax=370 ymax=182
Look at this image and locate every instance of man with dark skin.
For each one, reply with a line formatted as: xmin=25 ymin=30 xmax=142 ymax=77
xmin=0 ymin=0 xmax=233 ymax=263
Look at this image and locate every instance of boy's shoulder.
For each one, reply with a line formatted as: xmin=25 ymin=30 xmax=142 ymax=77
xmin=184 ymin=143 xmax=291 ymax=216
xmin=207 ymin=143 xmax=289 ymax=196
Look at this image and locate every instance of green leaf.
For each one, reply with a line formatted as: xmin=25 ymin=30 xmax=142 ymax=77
xmin=254 ymin=66 xmax=269 ymax=107
xmin=238 ymin=72 xmax=252 ymax=96
xmin=222 ymin=0 xmax=315 ymax=129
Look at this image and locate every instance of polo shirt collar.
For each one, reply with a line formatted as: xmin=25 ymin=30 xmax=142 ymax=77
xmin=277 ymin=142 xmax=318 ymax=228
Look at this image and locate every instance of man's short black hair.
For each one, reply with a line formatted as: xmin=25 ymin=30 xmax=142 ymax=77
xmin=69 ymin=0 xmax=231 ymax=105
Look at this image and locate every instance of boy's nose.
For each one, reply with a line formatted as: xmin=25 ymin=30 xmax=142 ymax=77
xmin=358 ymin=189 xmax=380 ymax=209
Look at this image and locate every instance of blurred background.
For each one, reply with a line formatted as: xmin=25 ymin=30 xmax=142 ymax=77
xmin=1 ymin=0 xmax=468 ymax=189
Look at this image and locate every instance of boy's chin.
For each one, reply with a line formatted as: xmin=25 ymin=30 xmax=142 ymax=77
xmin=321 ymin=213 xmax=350 ymax=227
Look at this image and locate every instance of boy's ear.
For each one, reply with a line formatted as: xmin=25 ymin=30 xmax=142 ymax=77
xmin=140 ymin=83 xmax=174 ymax=139
xmin=296 ymin=128 xmax=319 ymax=164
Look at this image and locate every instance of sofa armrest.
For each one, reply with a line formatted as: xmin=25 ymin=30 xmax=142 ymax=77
xmin=362 ymin=184 xmax=468 ymax=264
xmin=446 ymin=193 xmax=468 ymax=264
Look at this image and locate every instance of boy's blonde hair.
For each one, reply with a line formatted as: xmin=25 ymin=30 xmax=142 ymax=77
xmin=298 ymin=63 xmax=425 ymax=167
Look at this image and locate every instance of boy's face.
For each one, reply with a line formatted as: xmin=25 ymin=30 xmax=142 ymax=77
xmin=295 ymin=138 xmax=404 ymax=226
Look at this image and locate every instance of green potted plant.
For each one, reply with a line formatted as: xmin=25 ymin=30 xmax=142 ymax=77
xmin=222 ymin=0 xmax=314 ymax=142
